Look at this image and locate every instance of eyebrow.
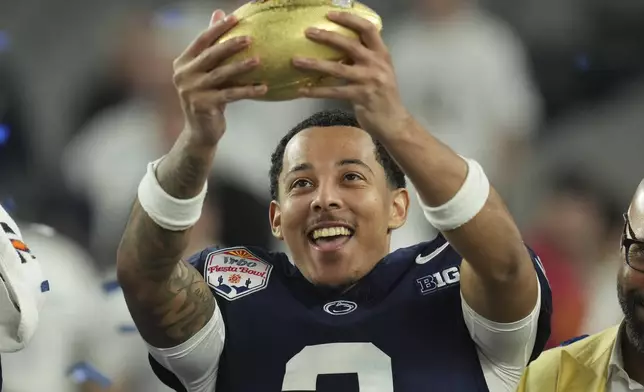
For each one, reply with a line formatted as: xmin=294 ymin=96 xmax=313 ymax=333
xmin=285 ymin=159 xmax=374 ymax=176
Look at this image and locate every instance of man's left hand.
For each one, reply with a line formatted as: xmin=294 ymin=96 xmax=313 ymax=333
xmin=293 ymin=11 xmax=410 ymax=137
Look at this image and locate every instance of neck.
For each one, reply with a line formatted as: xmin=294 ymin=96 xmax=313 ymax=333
xmin=622 ymin=332 xmax=644 ymax=385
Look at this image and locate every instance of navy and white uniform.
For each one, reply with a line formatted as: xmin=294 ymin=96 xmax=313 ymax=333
xmin=147 ymin=234 xmax=551 ymax=392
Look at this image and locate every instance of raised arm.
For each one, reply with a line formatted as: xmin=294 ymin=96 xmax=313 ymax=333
xmin=293 ymin=12 xmax=537 ymax=324
xmin=116 ymin=140 xmax=215 ymax=348
xmin=374 ymin=122 xmax=536 ymax=323
xmin=116 ymin=10 xmax=266 ymax=348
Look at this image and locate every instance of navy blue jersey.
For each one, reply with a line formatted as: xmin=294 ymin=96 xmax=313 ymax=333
xmin=150 ymin=235 xmax=552 ymax=392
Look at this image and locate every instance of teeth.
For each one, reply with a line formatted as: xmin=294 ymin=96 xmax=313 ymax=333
xmin=311 ymin=227 xmax=352 ymax=240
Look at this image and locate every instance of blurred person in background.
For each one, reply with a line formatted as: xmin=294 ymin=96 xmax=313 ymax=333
xmin=1 ymin=218 xmax=189 ymax=392
xmin=582 ymin=219 xmax=626 ymax=335
xmin=518 ymin=178 xmax=644 ymax=391
xmin=1 ymin=59 xmax=94 ymax=251
xmin=527 ymin=170 xmax=621 ymax=348
xmin=0 ymin=204 xmax=47 ymax=390
xmin=61 ymin=4 xmax=199 ymax=269
xmin=384 ymin=0 xmax=542 ymax=251
xmin=0 ymin=62 xmax=34 ymax=204
xmin=0 ymin=222 xmax=122 ymax=392
xmin=71 ymin=9 xmax=179 ymax=134
xmin=62 ymin=1 xmax=320 ymax=268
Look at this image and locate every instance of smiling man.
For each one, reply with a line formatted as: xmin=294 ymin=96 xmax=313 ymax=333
xmin=116 ymin=8 xmax=552 ymax=392
xmin=267 ymin=115 xmax=409 ymax=288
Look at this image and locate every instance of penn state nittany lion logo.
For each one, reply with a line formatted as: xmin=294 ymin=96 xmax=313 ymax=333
xmin=204 ymin=247 xmax=272 ymax=301
xmin=323 ymin=300 xmax=358 ymax=315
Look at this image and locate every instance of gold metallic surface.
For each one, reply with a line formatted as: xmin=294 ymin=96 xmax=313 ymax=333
xmin=216 ymin=0 xmax=382 ymax=101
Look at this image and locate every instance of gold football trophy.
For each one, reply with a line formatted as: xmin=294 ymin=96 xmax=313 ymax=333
xmin=216 ymin=0 xmax=382 ymax=101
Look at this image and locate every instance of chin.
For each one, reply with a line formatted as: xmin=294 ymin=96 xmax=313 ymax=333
xmin=297 ymin=235 xmax=371 ymax=288
xmin=618 ymin=285 xmax=644 ymax=353
xmin=624 ymin=320 xmax=644 ymax=354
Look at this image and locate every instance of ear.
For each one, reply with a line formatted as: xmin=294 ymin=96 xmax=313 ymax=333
xmin=269 ymin=200 xmax=284 ymax=240
xmin=388 ymin=188 xmax=409 ymax=231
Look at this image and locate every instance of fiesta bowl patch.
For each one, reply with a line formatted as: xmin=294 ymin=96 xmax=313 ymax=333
xmin=204 ymin=247 xmax=272 ymax=301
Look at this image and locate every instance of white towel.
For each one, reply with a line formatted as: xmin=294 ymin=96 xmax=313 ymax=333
xmin=0 ymin=204 xmax=46 ymax=352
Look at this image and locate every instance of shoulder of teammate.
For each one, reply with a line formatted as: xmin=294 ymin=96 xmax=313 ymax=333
xmin=0 ymin=206 xmax=47 ymax=352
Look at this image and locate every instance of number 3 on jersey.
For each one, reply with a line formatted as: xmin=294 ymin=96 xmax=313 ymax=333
xmin=282 ymin=343 xmax=393 ymax=392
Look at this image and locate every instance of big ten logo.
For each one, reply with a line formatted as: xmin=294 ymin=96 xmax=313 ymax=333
xmin=416 ymin=267 xmax=460 ymax=295
xmin=223 ymin=256 xmax=258 ymax=268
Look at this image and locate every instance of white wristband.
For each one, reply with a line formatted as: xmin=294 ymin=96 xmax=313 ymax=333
xmin=137 ymin=158 xmax=208 ymax=231
xmin=419 ymin=157 xmax=490 ymax=232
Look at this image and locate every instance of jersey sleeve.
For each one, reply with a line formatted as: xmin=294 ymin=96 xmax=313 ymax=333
xmin=461 ymin=246 xmax=552 ymax=392
xmin=526 ymin=248 xmax=552 ymax=361
xmin=146 ymin=248 xmax=225 ymax=392
xmin=0 ymin=205 xmax=47 ymax=352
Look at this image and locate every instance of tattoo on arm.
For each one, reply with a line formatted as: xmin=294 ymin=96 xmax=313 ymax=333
xmin=156 ymin=136 xmax=214 ymax=199
xmin=125 ymin=259 xmax=216 ymax=347
xmin=117 ymin=136 xmax=218 ymax=348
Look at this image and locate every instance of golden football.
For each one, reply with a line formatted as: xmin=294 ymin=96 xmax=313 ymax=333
xmin=216 ymin=0 xmax=382 ymax=101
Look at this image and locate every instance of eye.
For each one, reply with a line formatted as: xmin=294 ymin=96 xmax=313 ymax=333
xmin=343 ymin=172 xmax=364 ymax=182
xmin=291 ymin=179 xmax=313 ymax=189
xmin=629 ymin=243 xmax=644 ymax=257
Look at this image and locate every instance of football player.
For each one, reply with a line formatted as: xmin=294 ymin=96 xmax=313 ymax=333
xmin=116 ymin=9 xmax=552 ymax=392
xmin=0 ymin=204 xmax=47 ymax=389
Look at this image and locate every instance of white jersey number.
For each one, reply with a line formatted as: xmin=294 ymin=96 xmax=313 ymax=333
xmin=282 ymin=342 xmax=393 ymax=392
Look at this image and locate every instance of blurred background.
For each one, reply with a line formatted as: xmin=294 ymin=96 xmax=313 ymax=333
xmin=1 ymin=0 xmax=644 ymax=390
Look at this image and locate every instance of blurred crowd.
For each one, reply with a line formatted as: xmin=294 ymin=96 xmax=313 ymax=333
xmin=1 ymin=0 xmax=644 ymax=390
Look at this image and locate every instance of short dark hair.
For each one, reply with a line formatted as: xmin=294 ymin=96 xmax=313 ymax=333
xmin=269 ymin=109 xmax=406 ymax=201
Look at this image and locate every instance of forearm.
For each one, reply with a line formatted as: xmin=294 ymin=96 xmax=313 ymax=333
xmin=377 ymin=117 xmax=469 ymax=207
xmin=157 ymin=131 xmax=216 ymax=199
xmin=374 ymin=119 xmax=532 ymax=290
xmin=116 ymin=131 xmax=217 ymax=348
xmin=117 ymin=131 xmax=215 ymax=279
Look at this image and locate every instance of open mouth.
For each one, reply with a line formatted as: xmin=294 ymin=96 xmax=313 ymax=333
xmin=308 ymin=226 xmax=355 ymax=252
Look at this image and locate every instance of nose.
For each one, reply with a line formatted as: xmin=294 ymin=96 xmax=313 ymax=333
xmin=310 ymin=180 xmax=343 ymax=212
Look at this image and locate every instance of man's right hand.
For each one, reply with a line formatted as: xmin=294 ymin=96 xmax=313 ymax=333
xmin=118 ymin=9 xmax=265 ymax=351
xmin=173 ymin=9 xmax=267 ymax=146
